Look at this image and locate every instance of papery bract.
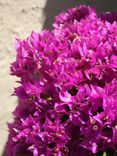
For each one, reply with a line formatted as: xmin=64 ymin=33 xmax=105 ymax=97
xmin=7 ymin=5 xmax=117 ymax=156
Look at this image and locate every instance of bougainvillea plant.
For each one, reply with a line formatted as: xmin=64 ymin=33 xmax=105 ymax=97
xmin=7 ymin=5 xmax=117 ymax=156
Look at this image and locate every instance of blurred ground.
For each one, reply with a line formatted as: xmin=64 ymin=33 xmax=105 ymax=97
xmin=0 ymin=0 xmax=47 ymax=155
xmin=0 ymin=0 xmax=117 ymax=155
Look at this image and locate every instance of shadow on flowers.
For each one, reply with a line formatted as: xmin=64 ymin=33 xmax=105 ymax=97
xmin=43 ymin=0 xmax=117 ymax=30
xmin=43 ymin=0 xmax=88 ymax=30
xmin=2 ymin=150 xmax=5 ymax=156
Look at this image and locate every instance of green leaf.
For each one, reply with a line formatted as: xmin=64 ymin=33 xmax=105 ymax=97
xmin=103 ymin=152 xmax=106 ymax=156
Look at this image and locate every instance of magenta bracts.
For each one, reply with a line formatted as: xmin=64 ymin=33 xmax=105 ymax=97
xmin=7 ymin=5 xmax=117 ymax=156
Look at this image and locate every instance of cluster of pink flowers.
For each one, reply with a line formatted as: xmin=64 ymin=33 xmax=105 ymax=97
xmin=7 ymin=5 xmax=117 ymax=156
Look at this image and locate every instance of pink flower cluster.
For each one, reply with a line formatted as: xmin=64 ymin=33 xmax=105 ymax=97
xmin=7 ymin=5 xmax=117 ymax=156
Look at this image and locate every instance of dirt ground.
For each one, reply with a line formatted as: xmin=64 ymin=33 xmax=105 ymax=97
xmin=0 ymin=0 xmax=46 ymax=155
xmin=0 ymin=0 xmax=116 ymax=155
